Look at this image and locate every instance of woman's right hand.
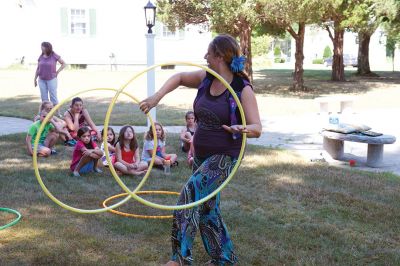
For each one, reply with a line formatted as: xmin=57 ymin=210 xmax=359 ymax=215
xmin=139 ymin=94 xmax=160 ymax=114
xmin=34 ymin=79 xmax=37 ymax=87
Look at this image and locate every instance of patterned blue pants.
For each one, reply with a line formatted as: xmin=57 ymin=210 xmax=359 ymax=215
xmin=171 ymin=154 xmax=238 ymax=265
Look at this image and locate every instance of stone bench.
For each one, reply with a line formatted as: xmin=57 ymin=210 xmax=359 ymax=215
xmin=315 ymin=97 xmax=354 ymax=114
xmin=321 ymin=130 xmax=396 ymax=167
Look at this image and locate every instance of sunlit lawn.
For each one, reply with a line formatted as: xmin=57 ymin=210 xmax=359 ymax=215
xmin=1 ymin=133 xmax=399 ymax=265
xmin=1 ymin=68 xmax=400 ymax=121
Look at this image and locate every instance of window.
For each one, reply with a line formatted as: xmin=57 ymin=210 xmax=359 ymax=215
xmin=162 ymin=25 xmax=177 ymax=38
xmin=155 ymin=22 xmax=184 ymax=40
xmin=61 ymin=8 xmax=96 ymax=37
xmin=70 ymin=9 xmax=87 ymax=35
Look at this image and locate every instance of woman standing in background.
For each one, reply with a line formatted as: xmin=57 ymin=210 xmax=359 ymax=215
xmin=34 ymin=41 xmax=66 ymax=108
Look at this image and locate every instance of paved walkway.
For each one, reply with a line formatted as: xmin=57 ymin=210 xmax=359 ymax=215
xmin=0 ymin=117 xmax=33 ymax=136
xmin=1 ymin=110 xmax=399 ymax=175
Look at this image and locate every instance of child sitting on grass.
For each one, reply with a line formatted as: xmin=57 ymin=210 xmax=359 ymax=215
xmin=180 ymin=111 xmax=196 ymax=166
xmin=114 ymin=125 xmax=148 ymax=176
xmin=180 ymin=111 xmax=196 ymax=153
xmin=70 ymin=126 xmax=103 ymax=177
xmin=100 ymin=127 xmax=116 ymax=166
xmin=26 ymin=110 xmax=59 ymax=157
xmin=141 ymin=122 xmax=178 ymax=169
xmin=34 ymin=101 xmax=75 ymax=146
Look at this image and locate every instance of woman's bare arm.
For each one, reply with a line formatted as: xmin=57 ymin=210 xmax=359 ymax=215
xmin=139 ymin=70 xmax=206 ymax=114
xmin=82 ymin=109 xmax=99 ymax=137
xmin=64 ymin=111 xmax=78 ymax=131
xmin=56 ymin=57 xmax=67 ymax=76
xmin=34 ymin=65 xmax=39 ymax=87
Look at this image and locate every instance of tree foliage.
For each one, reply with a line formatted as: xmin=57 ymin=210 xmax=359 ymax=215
xmin=382 ymin=0 xmax=400 ymax=50
xmin=256 ymin=0 xmax=324 ymax=90
xmin=157 ymin=0 xmax=400 ymax=84
xmin=157 ymin=0 xmax=261 ymax=80
xmin=321 ymin=0 xmax=398 ymax=77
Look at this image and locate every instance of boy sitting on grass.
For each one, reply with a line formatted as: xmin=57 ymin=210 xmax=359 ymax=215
xmin=26 ymin=110 xmax=59 ymax=157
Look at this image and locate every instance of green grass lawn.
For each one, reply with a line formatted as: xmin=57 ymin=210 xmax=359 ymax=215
xmin=1 ymin=133 xmax=399 ymax=265
xmin=0 ymin=68 xmax=400 ymax=120
xmin=252 ymin=68 xmax=400 ymax=98
xmin=0 ymin=69 xmax=194 ymax=125
xmin=0 ymin=95 xmax=188 ymax=126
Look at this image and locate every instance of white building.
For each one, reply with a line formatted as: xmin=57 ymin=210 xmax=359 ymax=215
xmin=0 ymin=0 xmax=212 ymax=68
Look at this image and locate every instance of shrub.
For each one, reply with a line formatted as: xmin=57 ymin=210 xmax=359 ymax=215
xmin=312 ymin=58 xmax=324 ymax=64
xmin=274 ymin=46 xmax=281 ymax=57
xmin=323 ymin=46 xmax=332 ymax=59
xmin=274 ymin=58 xmax=285 ymax=63
xmin=70 ymin=64 xmax=87 ymax=69
xmin=251 ymin=35 xmax=273 ymax=56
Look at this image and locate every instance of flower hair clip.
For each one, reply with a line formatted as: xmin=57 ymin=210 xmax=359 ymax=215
xmin=230 ymin=55 xmax=246 ymax=73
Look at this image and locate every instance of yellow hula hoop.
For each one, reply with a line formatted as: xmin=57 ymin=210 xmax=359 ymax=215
xmin=32 ymin=88 xmax=158 ymax=214
xmin=102 ymin=191 xmax=180 ymax=219
xmin=104 ymin=61 xmax=247 ymax=211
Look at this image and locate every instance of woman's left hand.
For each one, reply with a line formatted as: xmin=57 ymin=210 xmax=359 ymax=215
xmin=222 ymin=125 xmax=249 ymax=135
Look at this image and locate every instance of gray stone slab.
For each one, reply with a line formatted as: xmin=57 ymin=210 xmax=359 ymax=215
xmin=321 ymin=130 xmax=396 ymax=144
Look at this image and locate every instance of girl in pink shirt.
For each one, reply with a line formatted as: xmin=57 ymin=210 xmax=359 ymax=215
xmin=70 ymin=126 xmax=103 ymax=177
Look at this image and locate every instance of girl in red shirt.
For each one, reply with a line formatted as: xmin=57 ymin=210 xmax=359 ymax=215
xmin=114 ymin=125 xmax=148 ymax=176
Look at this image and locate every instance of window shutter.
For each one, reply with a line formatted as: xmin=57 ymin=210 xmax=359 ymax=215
xmin=154 ymin=22 xmax=162 ymax=36
xmin=89 ymin=9 xmax=96 ymax=37
xmin=60 ymin=8 xmax=68 ymax=35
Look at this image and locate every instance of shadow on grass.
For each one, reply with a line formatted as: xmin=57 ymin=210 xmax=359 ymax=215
xmin=1 ymin=134 xmax=400 ymax=265
xmin=253 ymin=69 xmax=400 ymax=98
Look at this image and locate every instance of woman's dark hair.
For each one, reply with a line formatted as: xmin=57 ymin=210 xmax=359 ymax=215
xmin=41 ymin=42 xmax=53 ymax=56
xmin=185 ymin=111 xmax=194 ymax=120
xmin=118 ymin=125 xmax=138 ymax=152
xmin=77 ymin=126 xmax=94 ymax=148
xmin=209 ymin=34 xmax=250 ymax=81
xmin=71 ymin=97 xmax=83 ymax=107
xmin=101 ymin=127 xmax=116 ymax=146
xmin=145 ymin=122 xmax=165 ymax=142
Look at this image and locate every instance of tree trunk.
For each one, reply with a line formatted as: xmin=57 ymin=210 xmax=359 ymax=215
xmin=292 ymin=22 xmax=305 ymax=91
xmin=332 ymin=27 xmax=345 ymax=81
xmin=327 ymin=21 xmax=345 ymax=81
xmin=357 ymin=31 xmax=372 ymax=75
xmin=238 ymin=19 xmax=253 ymax=82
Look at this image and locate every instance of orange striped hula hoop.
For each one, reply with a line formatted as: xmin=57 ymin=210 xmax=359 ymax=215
xmin=102 ymin=191 xmax=180 ymax=219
